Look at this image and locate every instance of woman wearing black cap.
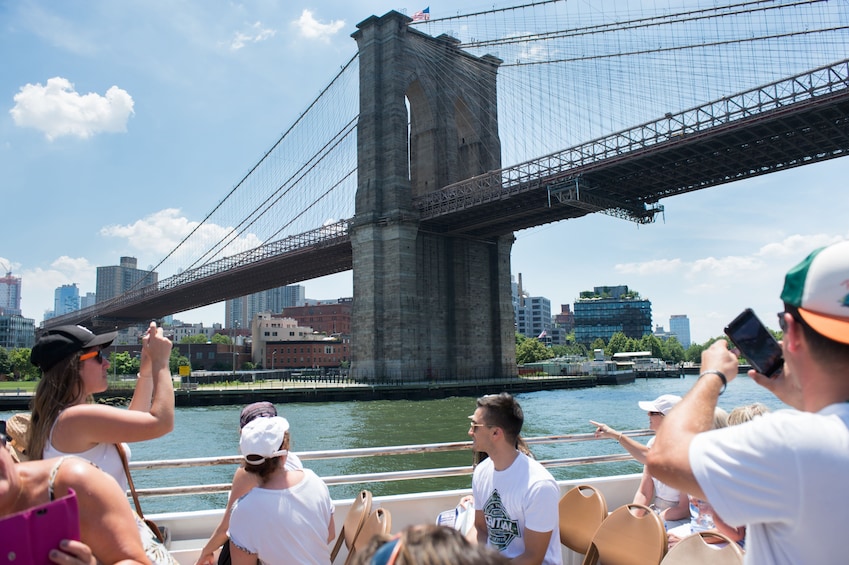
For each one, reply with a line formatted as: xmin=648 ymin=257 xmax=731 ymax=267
xmin=27 ymin=321 xmax=174 ymax=491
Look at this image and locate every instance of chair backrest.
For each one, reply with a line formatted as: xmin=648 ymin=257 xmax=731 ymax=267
xmin=559 ymin=484 xmax=608 ymax=554
xmin=345 ymin=508 xmax=392 ymax=565
xmin=330 ymin=490 xmax=372 ymax=562
xmin=582 ymin=503 xmax=667 ymax=565
xmin=660 ymin=531 xmax=744 ymax=565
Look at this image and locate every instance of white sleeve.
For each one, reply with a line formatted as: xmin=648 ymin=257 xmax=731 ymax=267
xmin=523 ymin=478 xmax=560 ymax=533
xmin=690 ymin=414 xmax=801 ymax=528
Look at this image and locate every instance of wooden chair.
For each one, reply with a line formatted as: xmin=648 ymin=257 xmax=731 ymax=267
xmin=330 ymin=490 xmax=372 ymax=563
xmin=582 ymin=503 xmax=667 ymax=565
xmin=346 ymin=508 xmax=392 ymax=565
xmin=559 ymin=484 xmax=608 ymax=555
xmin=660 ymin=531 xmax=744 ymax=565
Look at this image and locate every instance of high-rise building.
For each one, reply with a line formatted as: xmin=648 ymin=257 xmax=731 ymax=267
xmin=54 ymin=284 xmax=80 ymax=316
xmin=669 ymin=314 xmax=691 ymax=348
xmin=0 ymin=270 xmax=22 ymax=316
xmin=573 ymin=285 xmax=652 ymax=345
xmin=511 ymin=274 xmax=553 ymax=340
xmin=0 ymin=314 xmax=35 ymax=349
xmin=80 ymin=292 xmax=97 ymax=308
xmin=95 ymin=257 xmax=158 ymax=303
xmin=225 ymin=285 xmax=306 ymax=330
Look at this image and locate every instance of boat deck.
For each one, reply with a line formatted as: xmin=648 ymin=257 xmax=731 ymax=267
xmin=135 ymin=431 xmax=651 ymax=564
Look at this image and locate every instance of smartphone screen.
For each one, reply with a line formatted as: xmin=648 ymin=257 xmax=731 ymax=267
xmin=724 ymin=308 xmax=784 ymax=378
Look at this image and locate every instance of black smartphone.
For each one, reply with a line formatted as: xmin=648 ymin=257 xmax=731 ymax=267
xmin=724 ymin=308 xmax=784 ymax=378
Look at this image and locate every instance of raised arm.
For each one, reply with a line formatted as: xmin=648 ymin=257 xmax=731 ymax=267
xmin=647 ymin=341 xmax=740 ymax=500
xmin=57 ymin=322 xmax=175 ymax=447
xmin=127 ymin=324 xmax=157 ymax=412
xmin=591 ymin=420 xmax=650 ymax=464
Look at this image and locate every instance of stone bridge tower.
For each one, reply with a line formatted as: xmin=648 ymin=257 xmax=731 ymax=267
xmin=351 ymin=11 xmax=517 ymax=381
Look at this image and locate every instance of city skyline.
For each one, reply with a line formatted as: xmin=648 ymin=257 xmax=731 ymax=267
xmin=2 ymin=1 xmax=847 ymax=344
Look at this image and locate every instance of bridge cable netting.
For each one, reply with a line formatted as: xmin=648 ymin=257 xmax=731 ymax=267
xmin=112 ymin=0 xmax=847 ymax=306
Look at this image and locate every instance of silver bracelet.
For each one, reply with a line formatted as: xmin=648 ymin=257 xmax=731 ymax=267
xmin=699 ymin=369 xmax=727 ymax=395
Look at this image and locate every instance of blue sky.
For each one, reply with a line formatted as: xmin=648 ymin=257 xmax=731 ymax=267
xmin=2 ymin=1 xmax=847 ymax=345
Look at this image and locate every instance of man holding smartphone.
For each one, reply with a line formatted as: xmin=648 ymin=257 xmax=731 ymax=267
xmin=646 ymin=240 xmax=849 ymax=564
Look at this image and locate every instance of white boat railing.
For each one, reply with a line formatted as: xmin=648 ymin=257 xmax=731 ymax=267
xmin=130 ymin=429 xmax=652 ymax=498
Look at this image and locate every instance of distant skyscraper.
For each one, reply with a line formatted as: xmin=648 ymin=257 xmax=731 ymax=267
xmin=0 ymin=270 xmax=22 ymax=316
xmin=226 ymin=285 xmax=306 ymax=329
xmin=96 ymin=257 xmax=158 ymax=303
xmin=80 ymin=292 xmax=97 ymax=308
xmin=512 ymin=276 xmax=552 ymax=339
xmin=669 ymin=314 xmax=691 ymax=348
xmin=54 ymin=284 xmax=80 ymax=316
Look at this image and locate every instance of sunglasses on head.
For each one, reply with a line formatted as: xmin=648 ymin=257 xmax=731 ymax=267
xmin=79 ymin=350 xmax=105 ymax=364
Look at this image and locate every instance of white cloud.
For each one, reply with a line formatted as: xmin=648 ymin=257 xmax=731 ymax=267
xmin=10 ymin=77 xmax=134 ymax=141
xmin=292 ymin=10 xmax=345 ymax=42
xmin=615 ymin=258 xmax=682 ymax=276
xmin=18 ymin=256 xmax=97 ymax=320
xmin=99 ymin=208 xmax=264 ymax=273
xmin=230 ymin=21 xmax=276 ymax=50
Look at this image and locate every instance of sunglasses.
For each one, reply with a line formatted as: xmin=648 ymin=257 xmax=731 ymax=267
xmin=79 ymin=350 xmax=105 ymax=364
xmin=648 ymin=411 xmax=664 ymax=417
xmin=469 ymin=421 xmax=493 ymax=432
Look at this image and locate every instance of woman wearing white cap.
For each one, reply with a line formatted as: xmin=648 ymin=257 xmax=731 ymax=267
xmin=196 ymin=402 xmax=304 ymax=565
xmin=229 ymin=416 xmax=335 ymax=565
xmin=591 ymin=394 xmax=689 ymax=528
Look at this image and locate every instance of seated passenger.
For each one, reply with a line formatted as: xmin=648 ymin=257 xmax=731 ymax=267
xmin=196 ymin=402 xmax=303 ymax=565
xmin=228 ymin=416 xmax=334 ymax=565
xmin=592 ymin=394 xmax=689 ymax=528
xmin=668 ymin=402 xmax=772 ymax=548
xmin=0 ymin=441 xmax=148 ymax=565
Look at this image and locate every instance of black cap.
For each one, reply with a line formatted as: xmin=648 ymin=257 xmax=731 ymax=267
xmin=30 ymin=325 xmax=117 ymax=371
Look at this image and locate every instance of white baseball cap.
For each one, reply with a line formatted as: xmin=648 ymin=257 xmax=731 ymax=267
xmin=239 ymin=416 xmax=289 ymax=465
xmin=638 ymin=394 xmax=682 ymax=415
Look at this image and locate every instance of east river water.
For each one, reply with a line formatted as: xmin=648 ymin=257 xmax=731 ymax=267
xmin=2 ymin=373 xmax=783 ymax=514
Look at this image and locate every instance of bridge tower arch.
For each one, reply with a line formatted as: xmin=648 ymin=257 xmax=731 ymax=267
xmin=351 ymin=11 xmax=516 ymax=381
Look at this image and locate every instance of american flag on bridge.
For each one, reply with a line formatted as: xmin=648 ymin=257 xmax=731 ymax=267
xmin=412 ymin=7 xmax=430 ymax=21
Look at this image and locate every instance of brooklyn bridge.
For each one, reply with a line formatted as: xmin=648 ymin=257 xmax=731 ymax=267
xmin=43 ymin=0 xmax=849 ymax=380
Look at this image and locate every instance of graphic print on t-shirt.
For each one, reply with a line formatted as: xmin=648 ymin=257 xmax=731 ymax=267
xmin=484 ymin=489 xmax=520 ymax=550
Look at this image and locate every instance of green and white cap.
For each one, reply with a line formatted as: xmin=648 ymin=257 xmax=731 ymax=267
xmin=780 ymin=240 xmax=849 ymax=344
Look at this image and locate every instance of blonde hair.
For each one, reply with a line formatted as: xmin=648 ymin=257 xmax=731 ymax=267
xmin=713 ymin=407 xmax=729 ymax=430
xmin=728 ymin=403 xmax=770 ymax=426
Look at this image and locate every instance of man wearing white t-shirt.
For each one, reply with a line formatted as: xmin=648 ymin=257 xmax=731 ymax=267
xmin=648 ymin=240 xmax=849 ymax=564
xmin=471 ymin=393 xmax=562 ymax=565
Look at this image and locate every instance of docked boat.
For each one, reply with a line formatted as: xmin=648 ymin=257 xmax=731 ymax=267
xmin=140 ymin=429 xmax=651 ymax=565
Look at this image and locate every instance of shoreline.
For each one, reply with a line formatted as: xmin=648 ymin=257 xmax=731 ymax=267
xmin=1 ymin=375 xmax=600 ymax=410
xmin=1 ymin=365 xmax=743 ymax=411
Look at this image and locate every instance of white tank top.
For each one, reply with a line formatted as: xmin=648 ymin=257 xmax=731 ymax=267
xmin=43 ymin=419 xmax=130 ymax=491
